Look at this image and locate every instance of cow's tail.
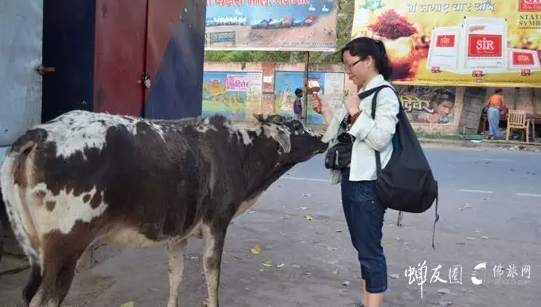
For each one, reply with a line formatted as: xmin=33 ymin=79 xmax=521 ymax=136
xmin=0 ymin=129 xmax=44 ymax=268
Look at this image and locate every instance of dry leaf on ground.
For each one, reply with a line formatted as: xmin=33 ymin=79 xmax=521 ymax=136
xmin=251 ymin=244 xmax=261 ymax=254
xmin=437 ymin=288 xmax=451 ymax=295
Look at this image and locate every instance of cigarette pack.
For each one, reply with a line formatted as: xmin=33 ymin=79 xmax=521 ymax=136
xmin=459 ymin=16 xmax=508 ymax=73
xmin=508 ymin=48 xmax=541 ymax=72
xmin=426 ymin=26 xmax=462 ymax=73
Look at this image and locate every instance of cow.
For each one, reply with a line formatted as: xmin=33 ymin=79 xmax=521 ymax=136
xmin=0 ymin=110 xmax=326 ymax=307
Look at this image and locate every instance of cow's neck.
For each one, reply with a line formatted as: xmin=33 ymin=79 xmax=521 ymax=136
xmin=239 ymin=127 xmax=293 ymax=201
xmin=245 ymin=159 xmax=293 ymax=200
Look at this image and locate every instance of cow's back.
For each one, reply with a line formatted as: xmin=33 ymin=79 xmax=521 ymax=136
xmin=20 ymin=110 xmax=254 ymax=244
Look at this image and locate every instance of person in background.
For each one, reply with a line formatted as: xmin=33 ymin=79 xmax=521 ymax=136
xmin=312 ymin=37 xmax=399 ymax=307
xmin=293 ymin=88 xmax=303 ymax=121
xmin=485 ymin=89 xmax=506 ymax=140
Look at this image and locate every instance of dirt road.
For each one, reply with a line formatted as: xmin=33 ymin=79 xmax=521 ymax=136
xmin=1 ymin=147 xmax=540 ymax=307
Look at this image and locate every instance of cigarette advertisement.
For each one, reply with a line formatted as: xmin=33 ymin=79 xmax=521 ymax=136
xmin=351 ymin=0 xmax=541 ymax=88
xmin=205 ymin=0 xmax=338 ymax=52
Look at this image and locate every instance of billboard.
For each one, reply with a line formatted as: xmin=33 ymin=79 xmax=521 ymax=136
xmin=205 ymin=0 xmax=338 ymax=51
xmin=351 ymin=0 xmax=541 ymax=88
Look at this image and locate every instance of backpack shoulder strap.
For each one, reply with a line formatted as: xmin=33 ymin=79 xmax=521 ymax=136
xmin=364 ymin=84 xmax=397 ymax=171
xmin=368 ymin=85 xmax=401 ymax=119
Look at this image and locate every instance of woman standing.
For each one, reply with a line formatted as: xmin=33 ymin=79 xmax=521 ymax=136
xmin=485 ymin=89 xmax=506 ymax=140
xmin=312 ymin=37 xmax=399 ymax=307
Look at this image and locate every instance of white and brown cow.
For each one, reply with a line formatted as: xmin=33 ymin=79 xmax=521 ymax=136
xmin=0 ymin=110 xmax=326 ymax=307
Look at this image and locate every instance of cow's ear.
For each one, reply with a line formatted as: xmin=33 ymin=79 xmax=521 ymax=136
xmin=253 ymin=114 xmax=284 ymax=124
xmin=253 ymin=113 xmax=267 ymax=122
xmin=268 ymin=114 xmax=285 ymax=124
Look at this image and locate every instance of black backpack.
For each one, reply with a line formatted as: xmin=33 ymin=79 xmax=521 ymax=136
xmin=359 ymin=85 xmax=439 ymax=248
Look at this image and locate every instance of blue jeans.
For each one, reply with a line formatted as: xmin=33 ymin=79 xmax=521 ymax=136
xmin=487 ymin=107 xmax=500 ymax=137
xmin=341 ymin=168 xmax=388 ymax=293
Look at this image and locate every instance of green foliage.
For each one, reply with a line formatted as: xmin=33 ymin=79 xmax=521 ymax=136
xmin=204 ymin=0 xmax=354 ymax=63
xmin=204 ymin=50 xmax=294 ymax=63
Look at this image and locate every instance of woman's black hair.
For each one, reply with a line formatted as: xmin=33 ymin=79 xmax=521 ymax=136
xmin=294 ymin=88 xmax=303 ymax=97
xmin=495 ymin=88 xmax=503 ymax=94
xmin=340 ymin=37 xmax=393 ymax=81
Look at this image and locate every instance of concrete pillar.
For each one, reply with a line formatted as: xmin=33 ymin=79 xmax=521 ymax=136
xmin=458 ymin=87 xmax=488 ymax=135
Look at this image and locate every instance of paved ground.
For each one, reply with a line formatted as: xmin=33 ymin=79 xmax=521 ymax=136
xmin=1 ymin=145 xmax=541 ymax=307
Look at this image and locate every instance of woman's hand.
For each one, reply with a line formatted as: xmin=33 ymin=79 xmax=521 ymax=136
xmin=344 ymin=94 xmax=361 ymax=116
xmin=312 ymin=93 xmax=327 ymax=114
xmin=312 ymin=94 xmax=334 ymax=126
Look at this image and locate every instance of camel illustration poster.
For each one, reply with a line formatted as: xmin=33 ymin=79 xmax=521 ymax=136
xmin=351 ymin=0 xmax=541 ymax=88
xmin=205 ymin=0 xmax=338 ymax=51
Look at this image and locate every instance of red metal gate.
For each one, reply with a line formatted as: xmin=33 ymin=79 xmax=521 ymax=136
xmin=94 ymin=0 xmax=148 ymax=116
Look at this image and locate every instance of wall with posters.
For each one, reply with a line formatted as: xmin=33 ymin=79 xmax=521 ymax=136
xmin=203 ymin=62 xmax=346 ymax=125
xmin=204 ymin=62 xmax=508 ymax=134
xmin=202 ymin=71 xmax=262 ymax=121
xmin=205 ymin=0 xmax=338 ymax=51
xmin=351 ymin=0 xmax=541 ymax=88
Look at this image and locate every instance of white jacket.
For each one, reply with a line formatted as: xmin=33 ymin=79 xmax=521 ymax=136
xmin=322 ymin=74 xmax=399 ymax=184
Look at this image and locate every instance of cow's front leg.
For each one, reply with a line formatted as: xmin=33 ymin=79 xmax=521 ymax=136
xmin=202 ymin=224 xmax=226 ymax=307
xmin=167 ymin=240 xmax=187 ymax=307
